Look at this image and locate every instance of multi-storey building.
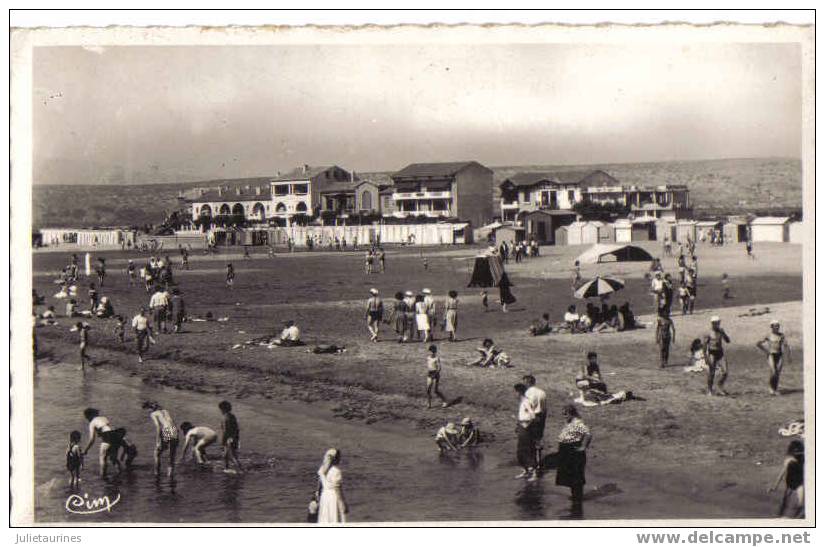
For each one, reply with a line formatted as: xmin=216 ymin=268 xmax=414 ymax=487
xmin=390 ymin=161 xmax=493 ymax=229
xmin=585 ymin=184 xmax=692 ymax=220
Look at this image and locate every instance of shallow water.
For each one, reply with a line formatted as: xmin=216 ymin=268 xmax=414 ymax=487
xmin=33 ymin=362 xmax=760 ymax=523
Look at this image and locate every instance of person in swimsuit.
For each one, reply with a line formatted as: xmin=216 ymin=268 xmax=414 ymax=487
xmin=426 ymin=344 xmax=449 ymax=409
xmin=179 ymin=422 xmax=219 ymax=465
xmin=365 ymin=288 xmax=383 ymax=342
xmin=226 ymin=263 xmax=235 ymax=289
xmin=74 ymin=322 xmax=90 ymax=371
xmin=82 ymin=408 xmax=120 ymax=478
xmin=655 ymin=312 xmax=676 ymax=368
xmin=757 ymin=319 xmax=792 ymax=396
xmin=143 ymin=400 xmax=179 ymax=479
xmin=769 ymin=440 xmax=804 ymax=518
xmin=704 ymin=316 xmax=731 ymax=396
xmin=118 ymin=430 xmax=138 ymax=469
xmin=219 ymin=400 xmax=243 ymax=473
xmin=66 ymin=430 xmax=84 ymax=488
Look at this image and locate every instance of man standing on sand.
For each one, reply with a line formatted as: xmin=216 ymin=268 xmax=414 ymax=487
xmin=365 ymin=288 xmax=383 ymax=342
xmin=132 ymin=307 xmax=153 ymax=363
xmin=523 ymin=374 xmax=547 ymax=470
xmin=655 ymin=311 xmax=676 ymax=368
xmin=757 ymin=319 xmax=792 ymax=396
xmin=149 ymin=286 xmax=169 ymax=334
xmin=704 ymin=316 xmax=731 ymax=396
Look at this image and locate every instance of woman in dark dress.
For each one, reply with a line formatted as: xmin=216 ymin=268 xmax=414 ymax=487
xmin=769 ymin=440 xmax=804 ymax=518
xmin=498 ymin=273 xmax=516 ymax=313
xmin=556 ymin=404 xmax=592 ymax=516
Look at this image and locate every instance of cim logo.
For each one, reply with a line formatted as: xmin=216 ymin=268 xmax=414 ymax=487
xmin=65 ymin=492 xmax=121 ymax=515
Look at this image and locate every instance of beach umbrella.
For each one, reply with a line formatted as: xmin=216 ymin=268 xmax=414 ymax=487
xmin=573 ymin=276 xmax=625 ymax=299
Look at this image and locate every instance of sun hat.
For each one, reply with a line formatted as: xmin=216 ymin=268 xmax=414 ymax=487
xmin=445 ymin=422 xmax=458 ymax=434
xmin=461 ymin=417 xmax=472 ymax=426
xmin=404 ymin=290 xmax=413 ymax=297
xmin=710 ymin=315 xmax=721 ymax=323
xmin=770 ymin=319 xmax=781 ymax=326
xmin=422 ymin=288 xmax=432 ymax=295
xmin=369 ymin=288 xmax=378 ymax=295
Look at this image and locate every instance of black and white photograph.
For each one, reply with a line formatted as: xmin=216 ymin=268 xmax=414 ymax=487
xmin=9 ymin=12 xmax=815 ymax=529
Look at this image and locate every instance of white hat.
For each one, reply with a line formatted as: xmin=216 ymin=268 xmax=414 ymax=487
xmin=404 ymin=290 xmax=413 ymax=297
xmin=422 ymin=288 xmax=432 ymax=295
xmin=770 ymin=319 xmax=780 ymax=326
xmin=445 ymin=422 xmax=458 ymax=434
xmin=710 ymin=315 xmax=721 ymax=323
xmin=369 ymin=288 xmax=378 ymax=295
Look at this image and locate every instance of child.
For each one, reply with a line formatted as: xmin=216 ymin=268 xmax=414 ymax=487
xmin=66 ymin=430 xmax=84 ymax=488
xmin=678 ymin=283 xmax=690 ymax=315
xmin=426 ymin=345 xmax=449 ymax=409
xmin=179 ymin=421 xmax=218 ymax=464
xmin=219 ymin=401 xmax=243 ymax=473
xmin=572 ymin=260 xmax=582 ymax=288
xmin=684 ymin=338 xmax=709 ymax=373
xmin=769 ymin=440 xmax=804 ymax=518
xmin=127 ymin=259 xmax=136 ymax=285
xmin=73 ymin=322 xmax=90 ymax=371
xmin=88 ymin=283 xmax=98 ymax=311
xmin=119 ymin=430 xmax=138 ymax=469
xmin=722 ymin=273 xmax=732 ymax=300
xmin=435 ymin=422 xmax=459 ymax=452
xmin=480 ymin=289 xmax=489 ymax=312
xmin=225 ymin=263 xmax=235 ymax=289
xmin=113 ymin=315 xmax=126 ymax=344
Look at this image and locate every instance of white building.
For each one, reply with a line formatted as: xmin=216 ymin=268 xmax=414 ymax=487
xmin=750 ymin=217 xmax=791 ymax=243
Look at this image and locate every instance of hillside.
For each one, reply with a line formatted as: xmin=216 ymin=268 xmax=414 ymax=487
xmin=31 ymin=157 xmax=801 ymax=228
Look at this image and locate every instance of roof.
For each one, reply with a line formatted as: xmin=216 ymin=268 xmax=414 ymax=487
xmin=518 ymin=209 xmax=578 ymax=219
xmin=392 ymin=161 xmax=491 ymax=179
xmin=751 ymin=216 xmax=790 ymax=225
xmin=576 ymin=244 xmax=654 ymax=265
xmin=271 ymin=165 xmax=355 ymax=182
xmin=502 ymin=170 xmax=595 ymax=188
xmin=695 ymin=220 xmax=723 ymax=227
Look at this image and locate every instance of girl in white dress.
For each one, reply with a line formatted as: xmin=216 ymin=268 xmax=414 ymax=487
xmin=317 ymin=448 xmax=348 ymax=523
xmin=414 ymin=295 xmax=431 ymax=342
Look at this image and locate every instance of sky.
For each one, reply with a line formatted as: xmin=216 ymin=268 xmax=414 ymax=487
xmin=32 ymin=42 xmax=802 ymax=185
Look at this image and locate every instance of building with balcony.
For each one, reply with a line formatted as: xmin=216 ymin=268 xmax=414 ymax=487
xmin=318 ymin=178 xmax=396 ymax=221
xmin=390 ymin=161 xmax=493 ymax=228
xmin=189 ymin=184 xmax=273 ymax=223
xmin=269 ymin=165 xmax=356 ymax=220
xmin=584 ymin=184 xmax=692 ymax=220
xmin=499 ymin=170 xmax=616 ymax=222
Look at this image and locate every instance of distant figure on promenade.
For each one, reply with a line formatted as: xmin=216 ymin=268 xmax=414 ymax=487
xmin=704 ymin=316 xmax=731 ymax=396
xmin=317 ymin=448 xmax=348 ymax=523
xmin=756 ymin=320 xmax=792 ymax=396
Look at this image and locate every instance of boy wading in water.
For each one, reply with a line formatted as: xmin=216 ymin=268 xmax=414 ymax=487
xmin=757 ymin=320 xmax=792 ymax=396
xmin=704 ymin=316 xmax=731 ymax=396
xmin=179 ymin=422 xmax=219 ymax=465
xmin=66 ymin=430 xmax=84 ymax=488
xmin=219 ymin=401 xmax=244 ymax=473
xmin=73 ymin=322 xmax=91 ymax=371
xmin=426 ymin=345 xmax=449 ymax=409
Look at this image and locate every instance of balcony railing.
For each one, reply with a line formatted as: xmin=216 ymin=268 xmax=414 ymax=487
xmin=392 ymin=191 xmax=452 ymax=200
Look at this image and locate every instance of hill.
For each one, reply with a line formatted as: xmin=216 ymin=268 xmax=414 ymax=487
xmin=31 ymin=157 xmax=801 ymax=228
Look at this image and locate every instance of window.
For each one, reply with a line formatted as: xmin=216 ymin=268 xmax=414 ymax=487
xmin=275 ymin=203 xmax=287 ymax=213
xmin=568 ymin=190 xmax=575 ymax=203
xmin=360 ymin=190 xmax=372 ymax=211
xmin=296 ymin=202 xmax=308 ymax=212
xmin=274 ymin=184 xmax=289 ymax=196
xmin=293 ymin=184 xmax=308 ymax=195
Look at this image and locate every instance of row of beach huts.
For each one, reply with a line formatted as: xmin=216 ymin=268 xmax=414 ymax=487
xmin=495 ymin=216 xmax=803 ymax=247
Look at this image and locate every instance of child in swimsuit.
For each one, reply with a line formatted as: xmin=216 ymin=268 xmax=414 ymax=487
xmin=426 ymin=345 xmax=449 ymax=409
xmin=66 ymin=430 xmax=83 ymax=488
xmin=219 ymin=400 xmax=243 ymax=473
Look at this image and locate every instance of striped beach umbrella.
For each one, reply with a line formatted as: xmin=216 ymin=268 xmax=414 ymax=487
xmin=573 ymin=276 xmax=625 ymax=299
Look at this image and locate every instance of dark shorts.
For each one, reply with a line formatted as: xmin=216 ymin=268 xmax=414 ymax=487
xmin=530 ymin=413 xmax=547 ymax=441
xmin=368 ymin=311 xmax=381 ymax=322
xmin=427 ymin=370 xmax=440 ymax=381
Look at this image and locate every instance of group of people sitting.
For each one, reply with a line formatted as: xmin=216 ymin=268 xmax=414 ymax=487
xmin=529 ymin=302 xmax=637 ymax=336
xmin=468 ymin=338 xmax=511 ymax=368
xmin=574 ymin=351 xmax=638 ymax=406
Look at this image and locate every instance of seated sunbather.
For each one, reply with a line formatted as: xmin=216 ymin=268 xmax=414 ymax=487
xmin=683 ymin=338 xmax=709 ymax=372
xmin=469 ymin=338 xmax=510 ymax=367
xmin=574 ymin=351 xmax=637 ymax=406
xmin=273 ymin=320 xmax=304 ymax=346
xmin=529 ymin=313 xmax=551 ymax=336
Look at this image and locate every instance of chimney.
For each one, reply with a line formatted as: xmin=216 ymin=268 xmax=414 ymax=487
xmin=302 ymin=164 xmax=309 ymax=175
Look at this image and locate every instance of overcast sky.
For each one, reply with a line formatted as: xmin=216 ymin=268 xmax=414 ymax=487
xmin=32 ymin=43 xmax=802 ymax=185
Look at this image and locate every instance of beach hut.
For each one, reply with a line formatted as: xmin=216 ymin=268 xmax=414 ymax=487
xmin=554 ymin=225 xmax=569 ymax=246
xmin=494 ymin=224 xmax=524 ymax=246
xmin=789 ymin=221 xmax=803 ymax=244
xmin=723 ymin=219 xmax=749 ymax=244
xmin=695 ymin=220 xmax=722 ymax=244
xmin=581 ymin=221 xmax=602 ymax=245
xmin=631 ymin=219 xmax=657 ymax=241
xmin=614 ymin=219 xmax=632 ymax=243
xmin=674 ymin=221 xmax=697 ymax=245
xmin=576 ymin=244 xmax=654 ymax=265
xmin=655 ymin=220 xmax=677 ymax=243
xmin=750 ymin=217 xmax=790 ymax=243
xmin=595 ymin=220 xmax=614 ymax=243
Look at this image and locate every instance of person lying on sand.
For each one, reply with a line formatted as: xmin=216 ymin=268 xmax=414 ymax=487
xmin=574 ymin=352 xmax=639 ymax=407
